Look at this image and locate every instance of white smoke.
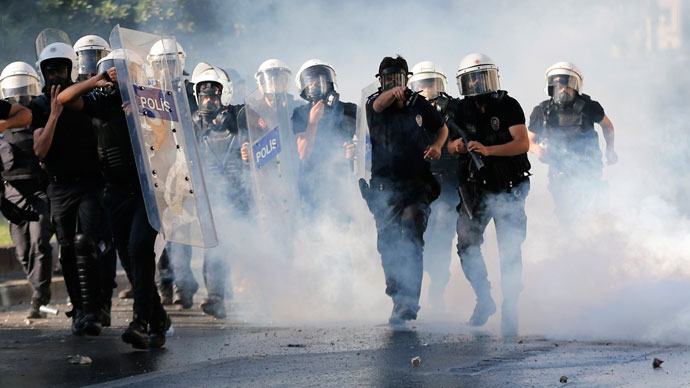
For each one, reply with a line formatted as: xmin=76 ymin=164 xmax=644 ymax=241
xmin=174 ymin=0 xmax=690 ymax=343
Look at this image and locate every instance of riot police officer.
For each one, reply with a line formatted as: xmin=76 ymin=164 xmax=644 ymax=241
xmin=74 ymin=34 xmax=118 ymax=325
xmin=57 ymin=49 xmax=171 ymax=349
xmin=448 ymin=53 xmax=531 ymax=336
xmin=362 ymin=55 xmax=448 ymax=325
xmin=31 ymin=35 xmax=104 ymax=336
xmin=185 ymin=61 xmax=250 ymax=318
xmin=292 ymin=59 xmax=357 ymax=213
xmin=0 ymin=62 xmax=54 ymax=319
xmin=73 ymin=35 xmax=111 ymax=81
xmin=408 ymin=61 xmax=458 ymax=312
xmin=528 ymin=62 xmax=617 ymax=224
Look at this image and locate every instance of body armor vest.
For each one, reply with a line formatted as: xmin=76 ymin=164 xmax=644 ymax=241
xmin=93 ymin=115 xmax=138 ymax=190
xmin=0 ymin=124 xmax=46 ymax=182
xmin=456 ymin=91 xmax=531 ymax=191
xmin=538 ymin=94 xmax=601 ymax=171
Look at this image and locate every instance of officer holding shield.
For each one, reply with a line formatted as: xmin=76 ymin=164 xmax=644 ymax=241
xmin=362 ymin=55 xmax=448 ymax=325
xmin=57 ymin=51 xmax=171 ymax=349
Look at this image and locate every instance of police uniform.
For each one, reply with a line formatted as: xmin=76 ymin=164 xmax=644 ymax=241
xmin=423 ymin=92 xmax=459 ymax=307
xmin=80 ymin=90 xmax=169 ymax=338
xmin=452 ymin=91 xmax=531 ymax=327
xmin=291 ymin=100 xmax=356 ymax=212
xmin=167 ymin=105 xmax=251 ymax=314
xmin=529 ymin=94 xmax=606 ymax=223
xmin=30 ymin=93 xmax=105 ymax=331
xmin=365 ymin=91 xmax=443 ymax=320
xmin=0 ymin=100 xmax=54 ymax=306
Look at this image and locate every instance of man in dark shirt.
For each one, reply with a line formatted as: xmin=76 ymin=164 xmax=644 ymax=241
xmin=408 ymin=60 xmax=459 ymax=312
xmin=291 ymin=59 xmax=357 ymax=214
xmin=363 ymin=55 xmax=448 ymax=326
xmin=0 ymin=65 xmax=54 ymax=319
xmin=528 ymin=62 xmax=617 ymax=224
xmin=57 ymin=55 xmax=171 ymax=350
xmin=32 ymin=47 xmax=105 ymax=337
xmin=448 ymin=53 xmax=531 ymax=336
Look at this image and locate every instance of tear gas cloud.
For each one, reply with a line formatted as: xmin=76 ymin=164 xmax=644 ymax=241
xmin=166 ymin=0 xmax=690 ymax=343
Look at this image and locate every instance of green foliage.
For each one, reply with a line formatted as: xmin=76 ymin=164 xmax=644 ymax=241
xmin=0 ymin=0 xmax=229 ymax=71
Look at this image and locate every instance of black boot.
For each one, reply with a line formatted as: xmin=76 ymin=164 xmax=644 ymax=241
xmin=75 ymin=234 xmax=102 ymax=336
xmin=122 ymin=313 xmax=149 ymax=350
xmin=148 ymin=306 xmax=171 ymax=349
xmin=59 ymin=250 xmax=87 ymax=336
xmin=200 ymin=296 xmax=226 ymax=319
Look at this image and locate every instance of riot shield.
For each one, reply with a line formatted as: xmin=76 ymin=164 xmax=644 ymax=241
xmin=354 ymin=82 xmax=378 ymax=180
xmin=243 ymin=87 xmax=300 ymax=232
xmin=109 ymin=25 xmax=217 ymax=248
xmin=35 ymin=28 xmax=72 ymax=59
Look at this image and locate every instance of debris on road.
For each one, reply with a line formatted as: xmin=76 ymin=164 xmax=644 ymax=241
xmin=411 ymin=356 xmax=421 ymax=367
xmin=560 ymin=376 xmax=568 ymax=383
xmin=67 ymin=355 xmax=92 ymax=365
xmin=653 ymin=358 xmax=663 ymax=368
xmin=287 ymin=344 xmax=306 ymax=348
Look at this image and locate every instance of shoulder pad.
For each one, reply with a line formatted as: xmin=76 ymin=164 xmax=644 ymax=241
xmin=579 ymin=93 xmax=592 ymax=102
xmin=342 ymin=101 xmax=358 ymax=118
xmin=367 ymin=91 xmax=381 ymax=102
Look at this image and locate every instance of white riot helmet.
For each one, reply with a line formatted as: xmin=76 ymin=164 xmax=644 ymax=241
xmin=191 ymin=62 xmax=233 ymax=116
xmin=97 ymin=49 xmax=147 ymax=93
xmin=294 ymin=59 xmax=337 ymax=102
xmin=147 ymin=38 xmax=187 ymax=81
xmin=545 ymin=62 xmax=583 ymax=105
xmin=255 ymin=59 xmax=291 ymax=96
xmin=0 ymin=62 xmax=41 ymax=105
xmin=456 ymin=53 xmax=500 ymax=96
xmin=74 ymin=35 xmax=111 ymax=80
xmin=36 ymin=42 xmax=79 ymax=85
xmin=408 ymin=61 xmax=447 ymax=100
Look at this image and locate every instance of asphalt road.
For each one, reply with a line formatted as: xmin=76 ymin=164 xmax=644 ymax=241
xmin=1 ymin=299 xmax=689 ymax=388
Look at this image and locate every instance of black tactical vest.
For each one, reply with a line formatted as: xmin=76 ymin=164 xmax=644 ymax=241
xmin=0 ymin=125 xmax=47 ymax=182
xmin=94 ymin=115 xmax=138 ymax=190
xmin=455 ymin=91 xmax=531 ymax=192
xmin=538 ymin=94 xmax=599 ymax=158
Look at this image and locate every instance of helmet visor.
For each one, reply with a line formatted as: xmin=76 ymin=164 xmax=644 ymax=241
xmin=152 ymin=55 xmax=183 ymax=81
xmin=457 ymin=68 xmax=499 ymax=96
xmin=409 ymin=77 xmax=445 ymax=100
xmin=77 ymin=49 xmax=109 ymax=78
xmin=299 ymin=66 xmax=335 ymax=101
xmin=547 ymin=74 xmax=579 ymax=95
xmin=258 ymin=68 xmax=290 ymax=95
xmin=5 ymin=95 xmax=33 ymax=106
xmin=0 ymin=74 xmax=41 ymax=99
xmin=196 ymin=81 xmax=223 ymax=113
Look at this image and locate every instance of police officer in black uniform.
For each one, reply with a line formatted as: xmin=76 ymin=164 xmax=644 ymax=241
xmin=362 ymin=55 xmax=448 ymax=325
xmin=528 ymin=62 xmax=617 ymax=225
xmin=291 ymin=59 xmax=357 ymax=214
xmin=57 ymin=52 xmax=171 ymax=349
xmin=32 ymin=42 xmax=104 ymax=336
xmin=448 ymin=53 xmax=531 ymax=336
xmin=408 ymin=61 xmax=459 ymax=312
xmin=0 ymin=62 xmax=54 ymax=319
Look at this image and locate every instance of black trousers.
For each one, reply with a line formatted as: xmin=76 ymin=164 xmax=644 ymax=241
xmin=5 ymin=180 xmax=54 ymax=303
xmin=103 ymin=189 xmax=162 ymax=321
xmin=47 ymin=181 xmax=104 ymax=311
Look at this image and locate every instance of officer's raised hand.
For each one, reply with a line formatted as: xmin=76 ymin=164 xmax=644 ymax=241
xmin=50 ymin=85 xmax=64 ymax=118
xmin=93 ymin=67 xmax=116 ymax=88
xmin=309 ymin=100 xmax=325 ymax=125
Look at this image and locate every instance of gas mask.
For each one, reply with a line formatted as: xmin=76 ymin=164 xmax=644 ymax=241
xmin=553 ymin=88 xmax=575 ymax=106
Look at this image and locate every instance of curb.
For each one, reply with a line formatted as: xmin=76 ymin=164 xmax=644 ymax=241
xmin=0 ymin=270 xmax=129 ymax=307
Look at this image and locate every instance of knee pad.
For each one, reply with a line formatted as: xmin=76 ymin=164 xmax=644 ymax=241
xmin=74 ymin=234 xmax=98 ymax=264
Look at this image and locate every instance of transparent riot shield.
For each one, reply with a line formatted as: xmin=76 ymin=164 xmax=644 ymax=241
xmin=35 ymin=28 xmax=72 ymax=59
xmin=243 ymin=87 xmax=300 ymax=232
xmin=109 ymin=25 xmax=217 ymax=248
xmin=354 ymin=82 xmax=378 ymax=180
